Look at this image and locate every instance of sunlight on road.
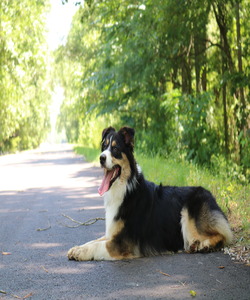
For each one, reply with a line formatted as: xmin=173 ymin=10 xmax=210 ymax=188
xmin=0 ymin=144 xmax=99 ymax=192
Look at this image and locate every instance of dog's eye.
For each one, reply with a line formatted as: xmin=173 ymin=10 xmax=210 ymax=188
xmin=112 ymin=146 xmax=119 ymax=153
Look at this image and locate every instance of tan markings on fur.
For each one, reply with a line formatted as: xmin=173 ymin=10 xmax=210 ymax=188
xmin=112 ymin=140 xmax=117 ymax=147
xmin=108 ymin=219 xmax=124 ymax=238
xmin=196 ymin=204 xmax=232 ymax=244
xmin=205 ymin=234 xmax=224 ymax=247
xmin=106 ymin=239 xmax=136 ymax=259
xmin=195 ymin=203 xmax=219 ymax=234
xmin=112 ymin=153 xmax=131 ymax=182
xmin=207 ymin=211 xmax=233 ymax=244
xmin=104 ymin=219 xmax=138 ymax=259
xmin=181 ymin=208 xmax=204 ymax=249
xmin=106 ymin=221 xmax=136 ymax=259
xmin=106 ymin=139 xmax=109 ymax=145
xmin=181 ymin=207 xmax=231 ymax=251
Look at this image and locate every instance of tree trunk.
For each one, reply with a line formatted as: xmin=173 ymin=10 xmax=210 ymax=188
xmin=201 ymin=66 xmax=207 ymax=92
xmin=235 ymin=0 xmax=246 ymax=163
xmin=212 ymin=2 xmax=234 ymax=73
xmin=181 ymin=61 xmax=192 ymax=94
xmin=221 ymin=33 xmax=229 ymax=158
xmin=194 ymin=34 xmax=201 ymax=94
xmin=193 ymin=18 xmax=207 ymax=94
xmin=172 ymin=66 xmax=179 ymax=89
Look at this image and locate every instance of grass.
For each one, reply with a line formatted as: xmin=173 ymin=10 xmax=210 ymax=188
xmin=74 ymin=146 xmax=100 ymax=163
xmin=74 ymin=145 xmax=250 ymax=246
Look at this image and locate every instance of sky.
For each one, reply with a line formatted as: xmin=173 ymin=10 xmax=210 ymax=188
xmin=46 ymin=0 xmax=80 ymax=51
xmin=46 ymin=1 xmax=81 ymax=142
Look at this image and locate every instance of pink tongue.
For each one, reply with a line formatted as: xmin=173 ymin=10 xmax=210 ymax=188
xmin=98 ymin=169 xmax=116 ymax=196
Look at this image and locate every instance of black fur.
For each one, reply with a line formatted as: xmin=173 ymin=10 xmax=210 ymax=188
xmin=116 ymin=175 xmax=225 ymax=255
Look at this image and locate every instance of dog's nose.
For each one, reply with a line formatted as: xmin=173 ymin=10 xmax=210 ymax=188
xmin=100 ymin=154 xmax=106 ymax=165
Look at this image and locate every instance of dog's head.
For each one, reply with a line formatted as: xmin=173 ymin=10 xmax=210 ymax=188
xmin=98 ymin=126 xmax=135 ymax=196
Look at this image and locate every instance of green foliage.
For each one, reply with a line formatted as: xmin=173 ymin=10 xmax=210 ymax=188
xmin=0 ymin=0 xmax=51 ymax=153
xmin=56 ymin=0 xmax=250 ymax=182
xmin=179 ymin=92 xmax=220 ymax=164
xmin=74 ymin=146 xmax=99 ymax=163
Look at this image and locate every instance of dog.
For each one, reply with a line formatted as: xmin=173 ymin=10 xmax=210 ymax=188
xmin=68 ymin=126 xmax=232 ymax=261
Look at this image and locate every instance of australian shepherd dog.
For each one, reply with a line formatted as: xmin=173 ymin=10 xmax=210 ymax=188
xmin=68 ymin=127 xmax=232 ymax=261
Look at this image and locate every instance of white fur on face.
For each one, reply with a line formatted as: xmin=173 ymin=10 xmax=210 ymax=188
xmin=101 ymin=135 xmax=114 ymax=169
xmin=101 ymin=149 xmax=113 ymax=169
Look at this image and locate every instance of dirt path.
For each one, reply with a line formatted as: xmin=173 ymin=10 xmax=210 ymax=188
xmin=0 ymin=144 xmax=249 ymax=300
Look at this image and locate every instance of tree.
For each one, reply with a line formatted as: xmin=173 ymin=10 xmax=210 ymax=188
xmin=0 ymin=0 xmax=51 ymax=152
xmin=56 ymin=0 xmax=250 ymax=180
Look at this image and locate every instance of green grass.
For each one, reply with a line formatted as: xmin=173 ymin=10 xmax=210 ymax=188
xmin=74 ymin=145 xmax=250 ymax=246
xmin=74 ymin=146 xmax=100 ymax=163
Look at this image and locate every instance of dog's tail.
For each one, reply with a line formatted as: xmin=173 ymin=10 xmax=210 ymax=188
xmin=211 ymin=211 xmax=233 ymax=245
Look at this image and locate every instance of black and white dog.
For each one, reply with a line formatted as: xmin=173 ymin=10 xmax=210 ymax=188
xmin=68 ymin=127 xmax=232 ymax=261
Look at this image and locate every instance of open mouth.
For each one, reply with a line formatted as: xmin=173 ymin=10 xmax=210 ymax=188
xmin=98 ymin=165 xmax=121 ymax=196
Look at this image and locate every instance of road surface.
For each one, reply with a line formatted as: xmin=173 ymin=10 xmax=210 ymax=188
xmin=0 ymin=144 xmax=249 ymax=300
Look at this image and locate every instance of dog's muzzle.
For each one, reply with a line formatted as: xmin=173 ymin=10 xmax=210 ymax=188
xmin=100 ymin=153 xmax=106 ymax=167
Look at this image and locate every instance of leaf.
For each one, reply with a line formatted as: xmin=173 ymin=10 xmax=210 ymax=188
xmin=190 ymin=290 xmax=197 ymax=297
xmin=11 ymin=292 xmax=33 ymax=299
xmin=41 ymin=265 xmax=49 ymax=273
xmin=1 ymin=251 xmax=11 ymax=255
xmin=12 ymin=295 xmax=22 ymax=299
xmin=23 ymin=292 xmax=33 ymax=299
xmin=218 ymin=266 xmax=225 ymax=269
xmin=158 ymin=270 xmax=171 ymax=277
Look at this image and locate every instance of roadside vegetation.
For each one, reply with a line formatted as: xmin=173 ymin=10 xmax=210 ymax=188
xmin=0 ymin=0 xmax=52 ymax=153
xmin=74 ymin=146 xmax=250 ymax=247
xmin=56 ymin=0 xmax=250 ymax=184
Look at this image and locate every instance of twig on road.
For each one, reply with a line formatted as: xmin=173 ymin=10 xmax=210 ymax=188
xmin=0 ymin=290 xmax=33 ymax=299
xmin=61 ymin=214 xmax=105 ymax=228
xmin=0 ymin=290 xmax=7 ymax=295
xmin=157 ymin=270 xmax=171 ymax=277
xmin=41 ymin=265 xmax=49 ymax=273
xmin=36 ymin=221 xmax=51 ymax=232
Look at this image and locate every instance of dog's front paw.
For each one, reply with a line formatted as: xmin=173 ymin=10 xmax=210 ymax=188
xmin=68 ymin=245 xmax=93 ymax=261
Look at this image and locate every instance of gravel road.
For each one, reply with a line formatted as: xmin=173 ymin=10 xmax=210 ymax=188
xmin=0 ymin=144 xmax=249 ymax=300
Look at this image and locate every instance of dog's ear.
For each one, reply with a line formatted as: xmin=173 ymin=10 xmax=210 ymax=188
xmin=118 ymin=127 xmax=135 ymax=149
xmin=101 ymin=126 xmax=116 ymax=141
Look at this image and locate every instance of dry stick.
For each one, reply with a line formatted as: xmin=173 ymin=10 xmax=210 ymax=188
xmin=0 ymin=290 xmax=7 ymax=294
xmin=41 ymin=265 xmax=49 ymax=273
xmin=36 ymin=221 xmax=51 ymax=231
xmin=0 ymin=291 xmax=33 ymax=299
xmin=61 ymin=214 xmax=105 ymax=228
xmin=158 ymin=270 xmax=171 ymax=277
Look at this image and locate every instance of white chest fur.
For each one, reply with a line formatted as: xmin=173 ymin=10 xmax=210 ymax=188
xmin=104 ymin=179 xmax=127 ymax=239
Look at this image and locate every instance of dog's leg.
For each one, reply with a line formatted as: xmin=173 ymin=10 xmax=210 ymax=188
xmin=68 ymin=236 xmax=139 ymax=261
xmin=181 ymin=207 xmax=232 ymax=253
xmin=82 ymin=236 xmax=106 ymax=246
xmin=68 ymin=240 xmax=113 ymax=261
